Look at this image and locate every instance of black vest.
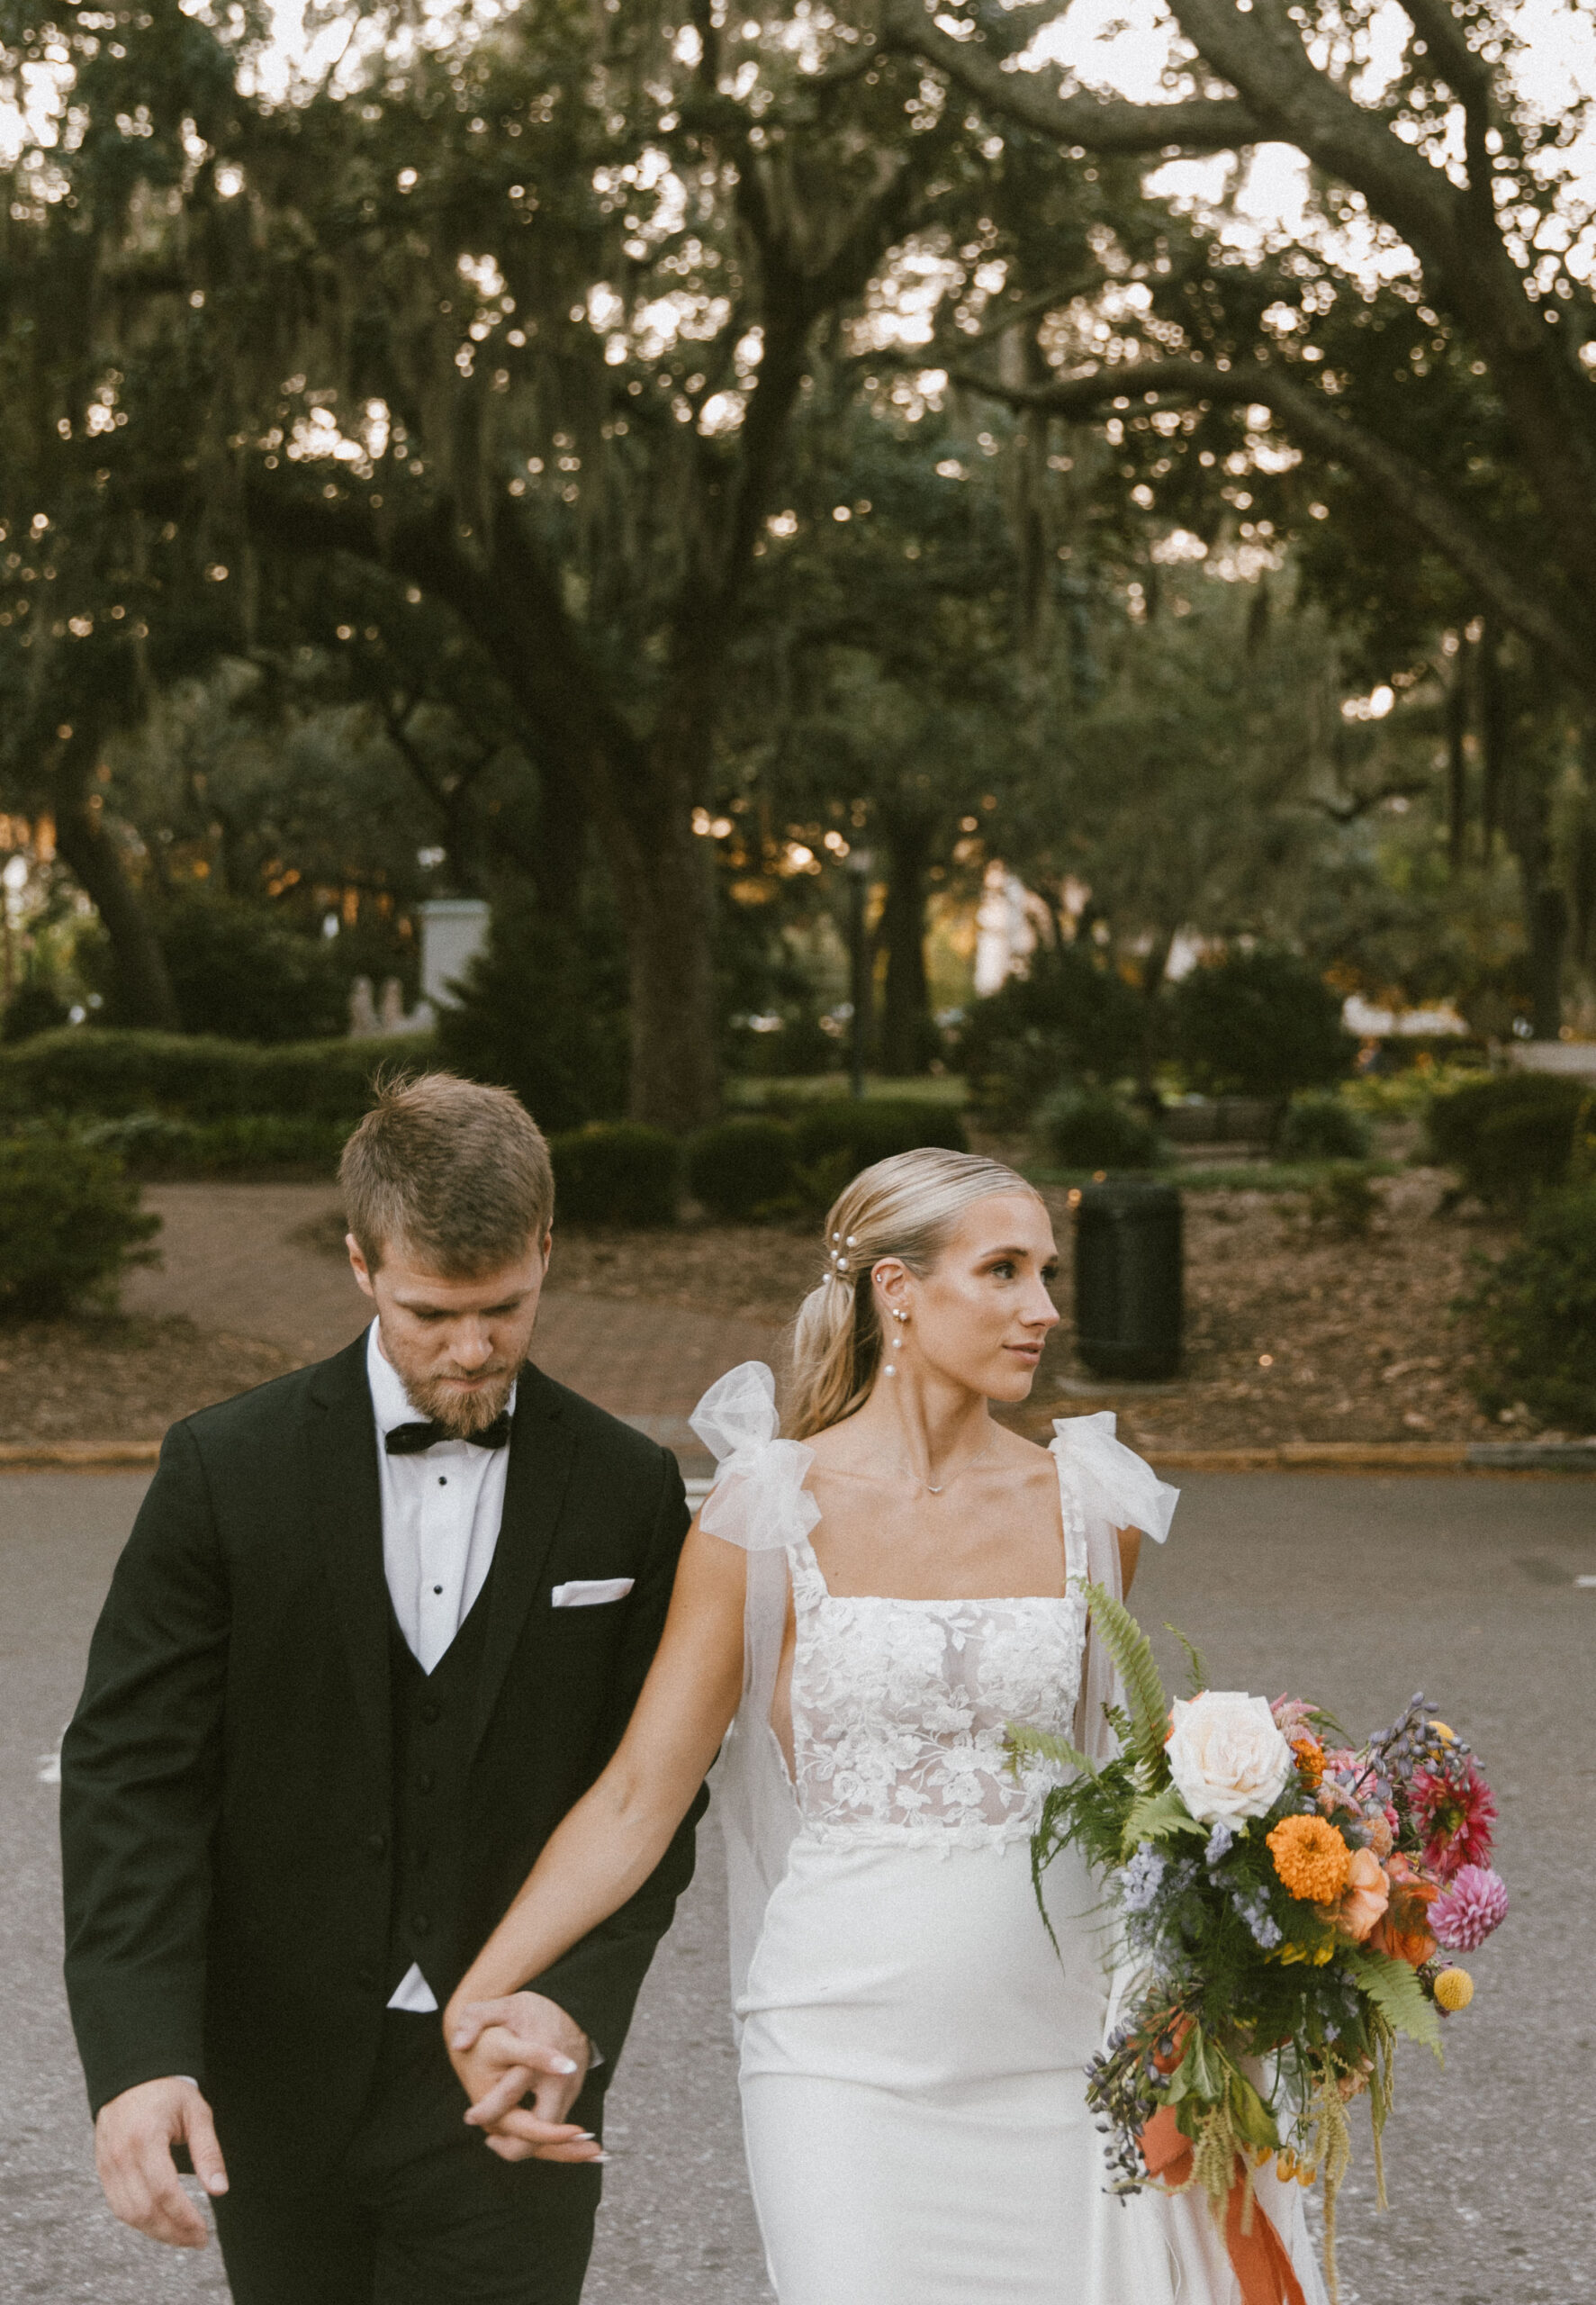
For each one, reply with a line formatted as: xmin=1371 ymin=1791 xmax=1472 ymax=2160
xmin=385 ymin=1568 xmax=497 ymax=2001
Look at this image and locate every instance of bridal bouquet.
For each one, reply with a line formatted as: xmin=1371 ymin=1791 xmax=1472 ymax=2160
xmin=1010 ymin=1588 xmax=1507 ymax=2303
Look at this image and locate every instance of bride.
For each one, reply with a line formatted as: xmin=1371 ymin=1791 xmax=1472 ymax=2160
xmin=445 ymin=1149 xmax=1325 ymax=2303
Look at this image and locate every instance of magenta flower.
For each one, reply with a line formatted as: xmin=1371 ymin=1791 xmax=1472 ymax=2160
xmin=1430 ymin=1865 xmax=1509 ymax=1951
xmin=1410 ymin=1758 xmax=1496 ymax=1878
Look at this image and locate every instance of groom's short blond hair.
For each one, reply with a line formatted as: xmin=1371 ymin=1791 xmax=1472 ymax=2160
xmin=340 ymin=1071 xmax=554 ymax=1275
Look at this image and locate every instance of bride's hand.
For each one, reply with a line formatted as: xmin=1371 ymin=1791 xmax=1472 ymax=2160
xmin=446 ymin=1992 xmax=601 ymax=2164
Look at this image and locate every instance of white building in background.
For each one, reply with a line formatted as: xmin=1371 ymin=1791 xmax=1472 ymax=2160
xmin=973 ymin=862 xmax=1041 ymax=995
xmin=1341 ymin=993 xmax=1468 ymax=1039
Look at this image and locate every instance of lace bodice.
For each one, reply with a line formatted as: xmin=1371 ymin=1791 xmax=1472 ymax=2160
xmin=785 ymin=1528 xmax=1086 ymax=1850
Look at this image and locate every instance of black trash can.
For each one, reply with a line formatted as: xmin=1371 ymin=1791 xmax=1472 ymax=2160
xmin=1072 ymin=1179 xmax=1184 ymax=1381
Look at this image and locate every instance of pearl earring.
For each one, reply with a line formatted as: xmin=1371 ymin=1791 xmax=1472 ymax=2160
xmin=883 ymin=1306 xmax=907 ymax=1378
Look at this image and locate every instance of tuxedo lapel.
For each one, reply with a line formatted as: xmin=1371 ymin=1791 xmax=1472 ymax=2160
xmin=471 ymin=1364 xmax=575 ymax=1756
xmin=308 ymin=1333 xmax=392 ymax=1794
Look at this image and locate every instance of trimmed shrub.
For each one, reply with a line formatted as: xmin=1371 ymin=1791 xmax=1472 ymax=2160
xmin=0 ymin=1128 xmax=161 ymax=1316
xmin=790 ymin=1098 xmax=969 ymax=1173
xmin=435 ymin=892 xmax=629 ymax=1134
xmin=1425 ymin=1072 xmax=1592 ymax=1208
xmin=2 ymin=982 xmax=71 ymax=1044
xmin=81 ymin=1113 xmax=352 ymax=1176
xmin=955 ymin=946 xmax=1145 ymax=1125
xmin=1167 ymin=949 xmax=1352 ymax=1097
xmin=0 ymin=1027 xmax=437 ymax=1122
xmin=1467 ymin=1180 xmax=1596 ymax=1430
xmin=1305 ymin=1162 xmax=1380 ymax=1234
xmin=150 ymin=895 xmax=349 ymax=1042
xmin=686 ymin=1118 xmax=799 ymax=1222
xmin=1276 ymin=1091 xmax=1372 ymax=1163
xmin=550 ymin=1125 xmax=681 ymax=1227
xmin=1037 ymin=1088 xmax=1165 ymax=1171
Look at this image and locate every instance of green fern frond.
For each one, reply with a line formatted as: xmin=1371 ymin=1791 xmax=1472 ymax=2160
xmin=1005 ymin=1722 xmax=1097 ymax=1777
xmin=1082 ymin=1581 xmax=1170 ymax=1785
xmin=1164 ymin=1623 xmax=1207 ymax=1698
xmin=1120 ymin=1780 xmax=1205 ymax=1858
xmin=1343 ymin=1946 xmax=1443 ymax=2057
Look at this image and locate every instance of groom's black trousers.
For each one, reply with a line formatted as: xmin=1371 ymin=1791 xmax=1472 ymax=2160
xmin=212 ymin=2012 xmax=600 ymax=2305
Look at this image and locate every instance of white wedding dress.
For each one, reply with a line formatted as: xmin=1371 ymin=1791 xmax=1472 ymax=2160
xmin=690 ymin=1364 xmax=1327 ymax=2305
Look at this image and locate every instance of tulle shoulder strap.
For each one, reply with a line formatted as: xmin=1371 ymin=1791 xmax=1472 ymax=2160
xmin=1050 ymin=1409 xmax=1178 ymax=1545
xmin=690 ymin=1361 xmax=819 ymax=1554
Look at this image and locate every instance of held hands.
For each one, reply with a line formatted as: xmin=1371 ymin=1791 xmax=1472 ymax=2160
xmin=446 ymin=1991 xmax=602 ymax=2165
xmin=95 ymin=2076 xmax=228 ymax=2248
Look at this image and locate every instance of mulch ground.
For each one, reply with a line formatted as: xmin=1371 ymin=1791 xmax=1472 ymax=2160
xmin=0 ymin=1316 xmax=295 ymax=1445
xmin=0 ymin=1170 xmax=1562 ymax=1447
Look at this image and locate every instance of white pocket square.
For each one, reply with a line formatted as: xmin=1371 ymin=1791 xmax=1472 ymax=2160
xmin=551 ymin=1577 xmax=635 ymax=1609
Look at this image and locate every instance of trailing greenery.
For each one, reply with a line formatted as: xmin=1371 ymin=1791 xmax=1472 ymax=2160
xmin=1426 ymin=1071 xmax=1592 ymax=1209
xmin=1036 ymin=1087 xmax=1166 ymax=1171
xmin=549 ymin=1124 xmax=681 ymax=1228
xmin=0 ymin=1127 xmax=161 ymax=1316
xmin=1465 ymin=1179 xmax=1596 ymax=1431
xmin=0 ymin=1027 xmax=436 ymax=1123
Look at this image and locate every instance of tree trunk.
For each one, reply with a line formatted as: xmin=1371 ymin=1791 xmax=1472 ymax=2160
xmin=1526 ymin=878 xmax=1568 ymax=1043
xmin=593 ymin=745 xmax=719 ymax=1131
xmin=51 ymin=728 xmax=180 ymax=1029
xmin=1446 ymin=640 xmax=1470 ymax=873
xmin=878 ymin=821 xmax=933 ymax=1078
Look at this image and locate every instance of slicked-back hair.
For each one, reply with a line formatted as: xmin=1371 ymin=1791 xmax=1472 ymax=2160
xmin=339 ymin=1071 xmax=555 ymax=1277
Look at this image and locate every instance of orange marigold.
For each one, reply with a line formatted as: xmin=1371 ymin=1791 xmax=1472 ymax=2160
xmin=1292 ymin=1737 xmax=1325 ymax=1791
xmin=1267 ymin=1814 xmax=1352 ymax=1904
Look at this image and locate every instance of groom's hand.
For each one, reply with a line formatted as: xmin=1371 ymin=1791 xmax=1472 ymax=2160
xmin=95 ymin=2076 xmax=228 ymax=2247
xmin=447 ymin=1992 xmax=600 ymax=2165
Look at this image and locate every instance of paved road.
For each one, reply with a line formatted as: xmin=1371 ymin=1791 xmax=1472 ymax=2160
xmin=4 ymin=1469 xmax=1591 ymax=2303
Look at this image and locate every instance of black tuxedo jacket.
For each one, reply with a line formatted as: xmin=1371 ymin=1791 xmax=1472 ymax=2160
xmin=60 ymin=1332 xmax=701 ymax=2170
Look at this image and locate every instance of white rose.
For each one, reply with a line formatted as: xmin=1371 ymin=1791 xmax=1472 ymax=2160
xmin=1165 ymin=1691 xmax=1294 ymax=1826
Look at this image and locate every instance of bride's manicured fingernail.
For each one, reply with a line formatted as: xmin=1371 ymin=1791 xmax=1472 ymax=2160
xmin=551 ymin=2055 xmax=578 ymax=2074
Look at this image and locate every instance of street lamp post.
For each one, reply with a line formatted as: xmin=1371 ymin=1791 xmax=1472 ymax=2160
xmin=845 ymin=847 xmax=873 ymax=1102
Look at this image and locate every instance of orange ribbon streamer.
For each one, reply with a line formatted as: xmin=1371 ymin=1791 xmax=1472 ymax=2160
xmin=1141 ymin=2106 xmax=1307 ymax=2305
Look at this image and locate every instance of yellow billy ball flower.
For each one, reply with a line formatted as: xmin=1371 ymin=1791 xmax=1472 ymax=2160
xmin=1434 ymin=1966 xmax=1474 ymax=2012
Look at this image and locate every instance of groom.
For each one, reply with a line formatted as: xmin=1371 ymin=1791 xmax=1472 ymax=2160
xmin=60 ymin=1071 xmax=703 ymax=2303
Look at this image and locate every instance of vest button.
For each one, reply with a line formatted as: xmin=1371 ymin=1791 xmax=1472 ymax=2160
xmin=419 ymin=1701 xmax=441 ymax=1725
xmin=411 ymin=1912 xmax=432 ymax=1937
xmin=366 ymin=1831 xmax=387 ymax=1858
xmin=417 ymin=1771 xmax=435 ymax=1794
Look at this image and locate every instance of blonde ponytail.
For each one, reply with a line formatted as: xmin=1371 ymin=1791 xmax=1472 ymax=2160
xmin=785 ymin=1147 xmax=1040 ymax=1440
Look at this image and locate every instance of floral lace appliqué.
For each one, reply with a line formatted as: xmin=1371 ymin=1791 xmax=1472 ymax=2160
xmin=786 ymin=1534 xmax=1085 ymax=1851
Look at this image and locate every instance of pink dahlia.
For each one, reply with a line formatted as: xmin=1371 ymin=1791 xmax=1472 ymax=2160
xmin=1430 ymin=1865 xmax=1509 ymax=1951
xmin=1410 ymin=1758 xmax=1495 ymax=1878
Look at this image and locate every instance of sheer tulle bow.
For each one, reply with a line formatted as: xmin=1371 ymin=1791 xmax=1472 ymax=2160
xmin=1051 ymin=1411 xmax=1179 ymax=1545
xmin=690 ymin=1360 xmax=820 ymax=1553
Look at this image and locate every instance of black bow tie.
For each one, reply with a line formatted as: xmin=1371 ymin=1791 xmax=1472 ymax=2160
xmin=384 ymin=1413 xmax=512 ymax=1456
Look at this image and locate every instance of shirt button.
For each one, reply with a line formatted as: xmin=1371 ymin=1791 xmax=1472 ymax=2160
xmin=432 ymin=1585 xmax=443 ymax=1596
xmin=438 ymin=1477 xmax=447 ymax=1487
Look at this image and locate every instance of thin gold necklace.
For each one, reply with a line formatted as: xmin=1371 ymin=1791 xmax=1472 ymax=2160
xmin=833 ymin=1440 xmax=997 ymax=1497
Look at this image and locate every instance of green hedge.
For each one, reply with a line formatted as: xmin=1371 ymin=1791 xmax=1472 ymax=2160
xmin=790 ymin=1098 xmax=969 ymax=1171
xmin=0 ymin=1027 xmax=437 ymax=1124
xmin=688 ymin=1101 xmax=971 ymax=1223
xmin=81 ymin=1113 xmax=353 ymax=1176
xmin=1467 ymin=1180 xmax=1596 ymax=1430
xmin=1426 ymin=1072 xmax=1593 ymax=1208
xmin=1036 ymin=1087 xmax=1165 ymax=1171
xmin=549 ymin=1125 xmax=681 ymax=1227
xmin=0 ymin=1128 xmax=161 ymax=1316
xmin=1276 ymin=1090 xmax=1372 ymax=1163
xmin=687 ymin=1118 xmax=799 ymax=1222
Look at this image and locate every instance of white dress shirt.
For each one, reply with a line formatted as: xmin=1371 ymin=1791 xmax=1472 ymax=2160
xmin=367 ymin=1322 xmax=515 ymax=2012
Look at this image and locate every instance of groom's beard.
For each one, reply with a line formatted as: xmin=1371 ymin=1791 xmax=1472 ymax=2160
xmin=395 ymin=1359 xmax=518 ymax=1437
